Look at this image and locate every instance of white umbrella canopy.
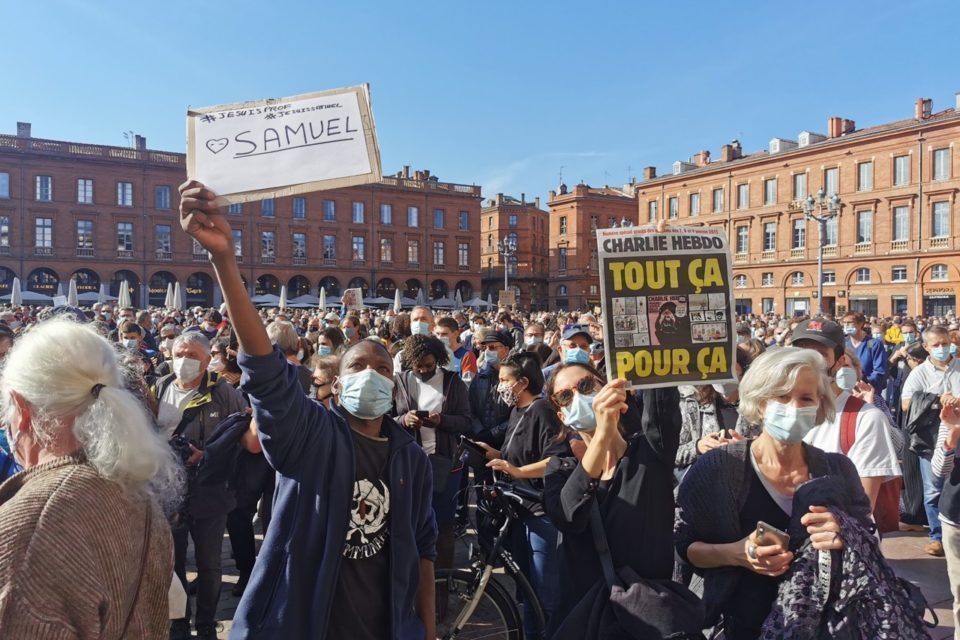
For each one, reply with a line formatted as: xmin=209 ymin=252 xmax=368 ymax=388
xmin=173 ymin=282 xmax=184 ymax=311
xmin=279 ymin=285 xmax=288 ymax=310
xmin=117 ymin=280 xmax=132 ymax=309
xmin=486 ymin=293 xmax=494 ymax=308
xmin=394 ymin=288 xmax=402 ymax=313
xmin=98 ymin=283 xmax=109 ymax=305
xmin=416 ymin=288 xmax=428 ymax=306
xmin=319 ymin=287 xmax=327 ymax=311
xmin=56 ymin=282 xmax=66 ymax=298
xmin=67 ymin=278 xmax=79 ymax=307
xmin=164 ymin=283 xmax=175 ymax=309
xmin=455 ymin=289 xmax=463 ymax=310
xmin=11 ymin=277 xmax=22 ymax=307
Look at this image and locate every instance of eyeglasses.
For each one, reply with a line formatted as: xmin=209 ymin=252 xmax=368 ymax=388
xmin=551 ymin=376 xmax=602 ymax=408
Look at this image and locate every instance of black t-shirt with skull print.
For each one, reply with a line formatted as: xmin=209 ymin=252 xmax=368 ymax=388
xmin=328 ymin=429 xmax=391 ymax=640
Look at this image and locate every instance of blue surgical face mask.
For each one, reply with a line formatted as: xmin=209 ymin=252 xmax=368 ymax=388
xmin=411 ymin=321 xmax=430 ymax=336
xmin=835 ymin=366 xmax=857 ymax=392
xmin=438 ymin=336 xmax=451 ymax=348
xmin=525 ymin=335 xmax=543 ymax=347
xmin=564 ymin=347 xmax=590 ymax=365
xmin=931 ymin=345 xmax=952 ymax=362
xmin=317 ymin=345 xmax=333 ymax=357
xmin=903 ymin=333 xmax=918 ymax=345
xmin=763 ymin=401 xmax=819 ymax=443
xmin=842 ymin=326 xmax=857 ymax=336
xmin=122 ymin=338 xmax=139 ymax=350
xmin=952 ymin=344 xmax=958 ymax=356
xmin=483 ymin=349 xmax=500 ymax=366
xmin=561 ymin=392 xmax=598 ymax=432
xmin=337 ymin=368 xmax=395 ymax=420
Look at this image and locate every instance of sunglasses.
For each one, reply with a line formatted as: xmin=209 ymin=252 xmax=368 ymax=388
xmin=551 ymin=376 xmax=602 ymax=408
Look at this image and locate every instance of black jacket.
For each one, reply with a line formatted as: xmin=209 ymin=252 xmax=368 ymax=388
xmin=393 ymin=369 xmax=473 ymax=461
xmin=467 ymin=364 xmax=512 ymax=446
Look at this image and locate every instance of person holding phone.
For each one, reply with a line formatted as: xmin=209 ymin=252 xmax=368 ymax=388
xmin=675 ymin=347 xmax=872 ymax=639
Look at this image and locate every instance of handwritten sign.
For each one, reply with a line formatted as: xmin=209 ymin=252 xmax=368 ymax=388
xmin=498 ymin=289 xmax=516 ymax=308
xmin=187 ymin=85 xmax=382 ymax=205
xmin=52 ymin=295 xmax=67 ymax=308
xmin=340 ymin=288 xmax=363 ymax=311
xmin=597 ymin=225 xmax=736 ymax=390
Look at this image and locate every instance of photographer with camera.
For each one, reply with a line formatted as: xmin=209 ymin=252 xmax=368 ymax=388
xmin=152 ymin=331 xmax=247 ymax=640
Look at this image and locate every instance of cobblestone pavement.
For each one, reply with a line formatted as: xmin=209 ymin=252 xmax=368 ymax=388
xmin=184 ymin=526 xmax=955 ymax=639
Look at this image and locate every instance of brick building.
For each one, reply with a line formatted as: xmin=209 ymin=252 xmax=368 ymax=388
xmin=479 ymin=193 xmax=550 ymax=309
xmin=0 ymin=124 xmax=482 ymax=308
xmin=632 ymin=95 xmax=960 ymax=318
xmin=546 ymin=182 xmax=638 ymax=310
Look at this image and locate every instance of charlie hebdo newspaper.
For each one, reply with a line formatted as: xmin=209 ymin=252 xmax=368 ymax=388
xmin=597 ymin=224 xmax=737 ymax=390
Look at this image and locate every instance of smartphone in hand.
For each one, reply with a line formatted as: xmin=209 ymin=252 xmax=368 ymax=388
xmin=755 ymin=521 xmax=790 ymax=549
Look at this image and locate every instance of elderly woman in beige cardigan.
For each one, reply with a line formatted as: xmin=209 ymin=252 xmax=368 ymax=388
xmin=0 ymin=317 xmax=180 ymax=639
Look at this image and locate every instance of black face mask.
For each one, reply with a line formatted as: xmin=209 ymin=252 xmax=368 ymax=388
xmin=417 ymin=369 xmax=437 ymax=382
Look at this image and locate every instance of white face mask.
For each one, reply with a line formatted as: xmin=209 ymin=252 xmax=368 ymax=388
xmin=834 ymin=366 xmax=858 ymax=392
xmin=173 ymin=357 xmax=202 ymax=382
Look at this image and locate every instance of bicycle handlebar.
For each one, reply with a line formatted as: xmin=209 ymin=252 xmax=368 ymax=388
xmin=492 ymin=480 xmax=543 ymax=505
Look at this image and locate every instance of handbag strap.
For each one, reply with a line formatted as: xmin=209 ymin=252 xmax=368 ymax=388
xmin=119 ymin=503 xmax=152 ymax=638
xmin=589 ymin=500 xmax=620 ymax=589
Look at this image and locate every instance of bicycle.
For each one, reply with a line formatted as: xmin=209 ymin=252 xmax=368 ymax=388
xmin=436 ymin=479 xmax=547 ymax=640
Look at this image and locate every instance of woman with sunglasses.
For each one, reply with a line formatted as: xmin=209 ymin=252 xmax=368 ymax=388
xmin=481 ymin=352 xmax=571 ymax=638
xmin=543 ymin=362 xmax=682 ymax=637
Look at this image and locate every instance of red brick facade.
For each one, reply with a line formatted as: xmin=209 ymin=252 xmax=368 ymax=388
xmin=0 ymin=127 xmax=482 ymax=308
xmin=479 ymin=193 xmax=550 ymax=309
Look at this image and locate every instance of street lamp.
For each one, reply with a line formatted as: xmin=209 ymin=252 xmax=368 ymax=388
xmin=497 ymin=236 xmax=518 ymax=296
xmin=802 ymin=187 xmax=842 ymax=317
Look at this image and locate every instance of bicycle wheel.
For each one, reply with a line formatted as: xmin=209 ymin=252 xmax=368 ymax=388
xmin=436 ymin=569 xmax=523 ymax=640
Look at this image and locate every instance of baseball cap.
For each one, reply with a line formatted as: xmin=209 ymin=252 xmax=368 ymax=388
xmin=562 ymin=324 xmax=594 ymax=344
xmin=324 ymin=312 xmax=340 ymax=322
xmin=479 ymin=330 xmax=514 ymax=349
xmin=790 ymin=318 xmax=844 ymax=351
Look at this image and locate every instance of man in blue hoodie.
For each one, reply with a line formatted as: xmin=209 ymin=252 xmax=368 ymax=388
xmin=179 ymin=180 xmax=437 ymax=640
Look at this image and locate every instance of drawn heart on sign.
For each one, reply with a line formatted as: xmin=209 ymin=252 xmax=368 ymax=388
xmin=206 ymin=138 xmax=228 ymax=154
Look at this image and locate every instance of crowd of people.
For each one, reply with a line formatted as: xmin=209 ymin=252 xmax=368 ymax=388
xmin=0 ymin=179 xmax=947 ymax=639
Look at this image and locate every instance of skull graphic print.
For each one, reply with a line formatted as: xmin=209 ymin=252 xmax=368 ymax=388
xmin=343 ymin=478 xmax=390 ymax=559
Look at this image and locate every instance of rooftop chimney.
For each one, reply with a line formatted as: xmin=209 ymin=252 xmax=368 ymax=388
xmin=642 ymin=166 xmax=657 ymax=180
xmin=521 ymin=192 xmax=526 ymax=204
xmin=956 ymin=92 xmax=960 ymax=111
xmin=534 ymin=197 xmax=540 ymax=209
xmin=402 ymin=165 xmax=410 ymax=179
xmin=827 ymin=116 xmax=843 ymax=138
xmin=693 ymin=150 xmax=711 ymax=167
xmin=134 ymin=134 xmax=146 ymax=150
xmin=841 ymin=119 xmax=856 ymax=135
xmin=16 ymin=122 xmax=31 ymax=138
xmin=916 ymin=97 xmax=933 ymax=120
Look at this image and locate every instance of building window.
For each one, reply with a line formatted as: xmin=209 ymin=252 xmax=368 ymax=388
xmin=790 ymin=271 xmax=804 ymax=286
xmin=932 ymin=264 xmax=949 ymax=281
xmin=857 ymin=161 xmax=873 ymax=191
xmin=559 ymin=216 xmax=567 ymax=234
xmin=763 ymin=178 xmax=777 ymax=205
xmin=855 ymin=267 xmax=871 ymax=283
xmin=261 ymin=231 xmax=276 ymax=257
xmin=669 ymin=196 xmax=678 ymax=218
xmin=892 ymin=206 xmax=910 ymax=242
xmin=712 ymin=188 xmax=723 ymax=213
xmin=380 ymin=238 xmax=392 ymax=262
xmin=36 ymin=175 xmax=53 ymax=201
xmin=293 ymin=232 xmax=306 ymax=258
xmin=689 ymin=193 xmax=700 ymax=217
xmin=459 ymin=211 xmax=469 ymax=230
xmin=590 ymin=215 xmax=598 ymax=231
xmin=824 ymin=217 xmax=838 ymax=246
xmin=736 ymin=225 xmax=749 ymax=254
xmin=892 ymin=266 xmax=907 ymax=282
xmin=116 ymin=222 xmax=133 ymax=251
xmin=558 ymin=285 xmax=568 ymax=296
xmin=762 ymin=272 xmax=774 ymax=287
xmin=77 ymin=179 xmax=94 ymax=204
xmin=154 ymin=224 xmax=171 ymax=253
xmin=228 ymin=203 xmax=242 ymax=215
xmin=76 ymin=220 xmax=94 ymax=250
xmin=323 ymin=235 xmax=336 ymax=260
xmin=792 ymin=218 xmax=806 ymax=249
xmin=508 ymin=214 xmax=518 ymax=228
xmin=352 ymin=236 xmax=366 ymax=261
xmin=433 ymin=240 xmax=445 ymax=266
xmin=0 ymin=216 xmax=8 ymax=247
xmin=293 ymin=197 xmax=306 ymax=219
xmin=117 ymin=182 xmax=133 ymax=207
xmin=824 ymin=167 xmax=839 ymax=196
xmin=232 ymin=229 xmax=242 ymax=256
xmin=822 ymin=270 xmax=836 ymax=285
xmin=260 ymin=198 xmax=274 ymax=217
xmin=793 ymin=173 xmax=807 ymax=199
xmin=589 ymin=284 xmax=598 ymax=295
xmin=933 ymin=201 xmax=950 ymax=237
xmin=353 ymin=201 xmax=365 ymax=224
xmin=153 ymin=185 xmax=171 ymax=209
xmin=734 ymin=274 xmax=747 ymax=288
xmin=432 ymin=208 xmax=444 ymax=229
xmin=558 ymin=247 xmax=568 ymax=271
xmin=407 ymin=240 xmax=419 ymax=264
xmin=407 ymin=206 xmax=419 ymax=227
xmin=763 ymin=221 xmax=776 ymax=251
xmin=380 ymin=203 xmax=393 ymax=225
xmin=648 ymin=201 xmax=657 ymax=222
xmin=323 ymin=200 xmax=336 ymax=221
xmin=856 ymin=211 xmax=873 ymax=243
xmin=458 ymin=242 xmax=469 ymax=267
xmin=737 ymin=183 xmax=749 ymax=209
xmin=0 ymin=173 xmax=8 ymax=199
xmin=933 ymin=148 xmax=951 ymax=180
xmin=487 ymin=217 xmax=493 ymax=230
xmin=894 ymin=155 xmax=910 ymax=186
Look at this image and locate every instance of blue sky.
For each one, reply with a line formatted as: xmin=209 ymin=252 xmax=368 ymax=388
xmin=4 ymin=0 xmax=959 ymax=203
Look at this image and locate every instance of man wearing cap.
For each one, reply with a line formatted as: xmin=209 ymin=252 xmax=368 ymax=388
xmin=323 ymin=311 xmax=340 ymax=330
xmin=542 ymin=324 xmax=594 ymax=381
xmin=792 ymin=319 xmax=901 ymax=511
xmin=468 ymin=330 xmax=514 ymax=445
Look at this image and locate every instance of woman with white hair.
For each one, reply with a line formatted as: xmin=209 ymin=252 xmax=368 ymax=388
xmin=0 ymin=317 xmax=179 ymax=639
xmin=675 ymin=347 xmax=873 ymax=639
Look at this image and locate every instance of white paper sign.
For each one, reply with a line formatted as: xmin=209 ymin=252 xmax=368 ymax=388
xmin=187 ymin=85 xmax=381 ymax=204
xmin=52 ymin=296 xmax=67 ymax=307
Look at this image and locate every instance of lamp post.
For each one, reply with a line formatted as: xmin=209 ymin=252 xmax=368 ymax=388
xmin=803 ymin=188 xmax=841 ymax=317
xmin=497 ymin=236 xmax=517 ymax=296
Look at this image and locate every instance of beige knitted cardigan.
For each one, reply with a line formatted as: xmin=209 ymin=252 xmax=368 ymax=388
xmin=0 ymin=454 xmax=173 ymax=639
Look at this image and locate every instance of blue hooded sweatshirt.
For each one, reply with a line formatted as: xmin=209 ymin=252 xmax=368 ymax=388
xmin=229 ymin=347 xmax=436 ymax=639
